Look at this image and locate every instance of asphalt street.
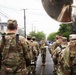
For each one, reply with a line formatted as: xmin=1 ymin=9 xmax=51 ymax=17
xmin=34 ymin=46 xmax=54 ymax=75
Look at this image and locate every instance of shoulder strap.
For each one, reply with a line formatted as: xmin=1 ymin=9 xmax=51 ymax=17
xmin=2 ymin=33 xmax=6 ymax=44
xmin=59 ymin=45 xmax=66 ymax=50
xmin=16 ymin=34 xmax=19 ymax=43
xmin=2 ymin=34 xmax=19 ymax=43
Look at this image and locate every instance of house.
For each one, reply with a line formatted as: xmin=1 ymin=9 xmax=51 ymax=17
xmin=0 ymin=22 xmax=7 ymax=37
xmin=0 ymin=22 xmax=7 ymax=32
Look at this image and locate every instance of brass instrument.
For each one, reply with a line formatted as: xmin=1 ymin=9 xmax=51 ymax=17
xmin=41 ymin=0 xmax=76 ymax=23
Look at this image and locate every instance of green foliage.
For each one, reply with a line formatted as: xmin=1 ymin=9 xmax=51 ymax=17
xmin=29 ymin=31 xmax=46 ymax=41
xmin=58 ymin=23 xmax=71 ymax=34
xmin=69 ymin=23 xmax=76 ymax=34
xmin=29 ymin=31 xmax=36 ymax=37
xmin=47 ymin=32 xmax=57 ymax=41
xmin=56 ymin=23 xmax=76 ymax=40
xmin=47 ymin=23 xmax=76 ymax=41
xmin=36 ymin=32 xmax=46 ymax=41
xmin=57 ymin=23 xmax=71 ymax=40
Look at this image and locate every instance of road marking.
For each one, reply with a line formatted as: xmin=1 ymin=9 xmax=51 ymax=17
xmin=40 ymin=66 xmax=44 ymax=75
xmin=40 ymin=66 xmax=43 ymax=75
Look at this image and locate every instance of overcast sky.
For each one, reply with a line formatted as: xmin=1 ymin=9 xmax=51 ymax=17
xmin=1 ymin=0 xmax=75 ymax=37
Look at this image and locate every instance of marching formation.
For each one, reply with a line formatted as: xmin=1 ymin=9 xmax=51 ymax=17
xmin=0 ymin=19 xmax=76 ymax=75
xmin=0 ymin=20 xmax=39 ymax=75
xmin=49 ymin=34 xmax=76 ymax=75
xmin=0 ymin=19 xmax=47 ymax=75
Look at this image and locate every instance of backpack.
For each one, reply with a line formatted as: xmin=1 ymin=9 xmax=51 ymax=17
xmin=1 ymin=34 xmax=26 ymax=73
xmin=69 ymin=41 xmax=76 ymax=74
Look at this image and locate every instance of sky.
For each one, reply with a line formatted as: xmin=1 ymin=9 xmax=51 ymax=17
xmin=1 ymin=0 xmax=75 ymax=37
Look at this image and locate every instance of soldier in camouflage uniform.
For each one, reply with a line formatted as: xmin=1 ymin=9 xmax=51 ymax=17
xmin=0 ymin=19 xmax=30 ymax=75
xmin=26 ymin=35 xmax=38 ymax=74
xmin=62 ymin=34 xmax=76 ymax=75
xmin=56 ymin=37 xmax=68 ymax=75
xmin=26 ymin=35 xmax=34 ymax=74
xmin=39 ymin=38 xmax=47 ymax=66
xmin=32 ymin=36 xmax=40 ymax=62
xmin=31 ymin=36 xmax=40 ymax=72
xmin=49 ymin=35 xmax=63 ymax=73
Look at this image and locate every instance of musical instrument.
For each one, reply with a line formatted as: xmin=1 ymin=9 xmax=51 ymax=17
xmin=41 ymin=0 xmax=76 ymax=23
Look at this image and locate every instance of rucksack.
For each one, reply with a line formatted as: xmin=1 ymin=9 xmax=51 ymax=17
xmin=1 ymin=34 xmax=26 ymax=73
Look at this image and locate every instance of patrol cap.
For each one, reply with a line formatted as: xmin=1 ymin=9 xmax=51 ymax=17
xmin=7 ymin=19 xmax=17 ymax=25
xmin=62 ymin=37 xmax=67 ymax=41
xmin=56 ymin=35 xmax=62 ymax=39
xmin=69 ymin=34 xmax=76 ymax=40
xmin=32 ymin=36 xmax=36 ymax=41
xmin=32 ymin=36 xmax=36 ymax=39
xmin=27 ymin=35 xmax=32 ymax=39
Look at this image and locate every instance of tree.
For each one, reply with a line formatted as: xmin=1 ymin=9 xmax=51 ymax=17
xmin=69 ymin=22 xmax=76 ymax=34
xmin=57 ymin=23 xmax=71 ymax=40
xmin=29 ymin=31 xmax=46 ymax=41
xmin=47 ymin=32 xmax=57 ymax=41
xmin=29 ymin=31 xmax=36 ymax=37
xmin=36 ymin=31 xmax=46 ymax=41
xmin=57 ymin=22 xmax=76 ymax=40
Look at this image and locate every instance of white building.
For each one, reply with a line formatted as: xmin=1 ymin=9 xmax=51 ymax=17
xmin=0 ymin=22 xmax=7 ymax=37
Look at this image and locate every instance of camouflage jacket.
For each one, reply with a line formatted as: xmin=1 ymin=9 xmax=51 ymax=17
xmin=62 ymin=40 xmax=76 ymax=71
xmin=0 ymin=33 xmax=30 ymax=73
xmin=32 ymin=41 xmax=40 ymax=55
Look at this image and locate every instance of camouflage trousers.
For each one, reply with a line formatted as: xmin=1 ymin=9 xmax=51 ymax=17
xmin=63 ymin=66 xmax=76 ymax=75
xmin=27 ymin=65 xmax=36 ymax=75
xmin=1 ymin=65 xmax=29 ymax=75
xmin=57 ymin=65 xmax=64 ymax=75
xmin=41 ymin=48 xmax=46 ymax=63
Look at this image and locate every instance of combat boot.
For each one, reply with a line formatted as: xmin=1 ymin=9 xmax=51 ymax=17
xmin=41 ymin=63 xmax=46 ymax=66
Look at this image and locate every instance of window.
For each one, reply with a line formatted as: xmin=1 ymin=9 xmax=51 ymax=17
xmin=1 ymin=25 xmax=4 ymax=30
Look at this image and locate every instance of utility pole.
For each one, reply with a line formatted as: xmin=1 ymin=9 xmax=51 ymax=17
xmin=23 ymin=9 xmax=27 ymax=38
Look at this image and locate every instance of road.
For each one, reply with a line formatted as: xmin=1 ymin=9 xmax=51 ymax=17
xmin=34 ymin=46 xmax=54 ymax=75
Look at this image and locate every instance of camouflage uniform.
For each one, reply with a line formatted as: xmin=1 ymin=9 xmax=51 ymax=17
xmin=56 ymin=37 xmax=68 ymax=75
xmin=50 ymin=40 xmax=60 ymax=73
xmin=39 ymin=38 xmax=46 ymax=66
xmin=62 ymin=34 xmax=76 ymax=75
xmin=0 ymin=33 xmax=29 ymax=75
xmin=57 ymin=44 xmax=68 ymax=75
xmin=26 ymin=35 xmax=37 ymax=74
xmin=50 ymin=36 xmax=64 ymax=73
xmin=32 ymin=37 xmax=39 ymax=61
xmin=49 ymin=35 xmax=62 ymax=56
xmin=26 ymin=35 xmax=34 ymax=64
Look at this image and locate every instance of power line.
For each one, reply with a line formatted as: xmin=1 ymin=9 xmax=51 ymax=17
xmin=0 ymin=12 xmax=9 ymax=19
xmin=0 ymin=5 xmax=21 ymax=11
xmin=0 ymin=9 xmax=10 ymax=19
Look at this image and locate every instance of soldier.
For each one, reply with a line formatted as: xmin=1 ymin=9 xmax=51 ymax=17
xmin=26 ymin=35 xmax=38 ymax=74
xmin=32 ymin=36 xmax=40 ymax=61
xmin=26 ymin=35 xmax=34 ymax=74
xmin=31 ymin=36 xmax=40 ymax=72
xmin=49 ymin=35 xmax=63 ymax=73
xmin=49 ymin=35 xmax=62 ymax=56
xmin=39 ymin=37 xmax=47 ymax=66
xmin=56 ymin=37 xmax=68 ymax=75
xmin=62 ymin=34 xmax=76 ymax=75
xmin=26 ymin=35 xmax=33 ymax=63
xmin=0 ymin=19 xmax=29 ymax=75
